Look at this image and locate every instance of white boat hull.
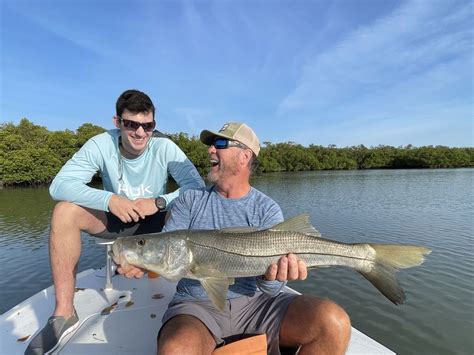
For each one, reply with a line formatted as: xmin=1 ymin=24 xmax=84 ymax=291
xmin=1 ymin=267 xmax=394 ymax=354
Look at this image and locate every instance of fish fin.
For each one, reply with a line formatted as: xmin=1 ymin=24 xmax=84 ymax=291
xmin=359 ymin=244 xmax=431 ymax=305
xmin=219 ymin=227 xmax=259 ymax=233
xmin=269 ymin=214 xmax=321 ymax=237
xmin=370 ymin=244 xmax=431 ymax=269
xmin=200 ymin=277 xmax=234 ymax=311
xmin=191 ymin=265 xmax=234 ymax=284
xmin=358 ymin=263 xmax=407 ymax=305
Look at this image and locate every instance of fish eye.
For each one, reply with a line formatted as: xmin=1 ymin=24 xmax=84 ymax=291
xmin=137 ymin=239 xmax=145 ymax=247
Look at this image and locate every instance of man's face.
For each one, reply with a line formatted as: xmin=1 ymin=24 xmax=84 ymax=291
xmin=207 ymin=142 xmax=243 ymax=183
xmin=114 ymin=109 xmax=154 ymax=158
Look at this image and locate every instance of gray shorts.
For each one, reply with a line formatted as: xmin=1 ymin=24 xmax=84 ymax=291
xmin=93 ymin=211 xmax=166 ymax=239
xmin=160 ymin=292 xmax=297 ymax=355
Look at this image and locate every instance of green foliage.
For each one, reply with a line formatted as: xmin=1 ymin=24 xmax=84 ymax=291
xmin=76 ymin=123 xmax=106 ymax=147
xmin=47 ymin=130 xmax=78 ymax=162
xmin=1 ymin=119 xmax=58 ymax=185
xmin=0 ymin=118 xmax=472 ymax=186
xmin=261 ymin=142 xmax=321 ymax=172
xmin=2 ymin=148 xmax=61 ymax=185
xmin=0 ymin=119 xmax=104 ymax=186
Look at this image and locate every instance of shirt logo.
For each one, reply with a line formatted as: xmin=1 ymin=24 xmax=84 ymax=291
xmin=118 ymin=184 xmax=153 ymax=197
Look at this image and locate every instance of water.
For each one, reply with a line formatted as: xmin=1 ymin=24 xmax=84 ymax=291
xmin=1 ymin=169 xmax=473 ymax=354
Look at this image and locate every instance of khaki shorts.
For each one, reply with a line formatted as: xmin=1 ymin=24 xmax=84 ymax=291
xmin=93 ymin=211 xmax=166 ymax=239
xmin=160 ymin=292 xmax=297 ymax=355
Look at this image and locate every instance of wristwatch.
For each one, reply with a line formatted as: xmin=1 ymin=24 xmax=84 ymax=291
xmin=155 ymin=196 xmax=167 ymax=211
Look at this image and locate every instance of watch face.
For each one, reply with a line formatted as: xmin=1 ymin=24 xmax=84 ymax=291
xmin=156 ymin=197 xmax=166 ymax=210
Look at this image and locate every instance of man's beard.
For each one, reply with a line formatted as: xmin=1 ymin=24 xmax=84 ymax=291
xmin=207 ymin=156 xmax=239 ymax=183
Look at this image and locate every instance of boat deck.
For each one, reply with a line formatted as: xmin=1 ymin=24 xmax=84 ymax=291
xmin=1 ymin=267 xmax=395 ymax=354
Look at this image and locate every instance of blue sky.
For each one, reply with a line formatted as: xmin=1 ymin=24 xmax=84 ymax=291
xmin=1 ymin=0 xmax=472 ymax=147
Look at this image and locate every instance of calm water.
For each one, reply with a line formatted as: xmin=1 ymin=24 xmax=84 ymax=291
xmin=1 ymin=169 xmax=473 ymax=354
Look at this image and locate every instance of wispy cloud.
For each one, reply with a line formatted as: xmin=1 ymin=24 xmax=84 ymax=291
xmin=4 ymin=1 xmax=156 ymax=64
xmin=275 ymin=0 xmax=472 ymax=146
xmin=295 ymin=101 xmax=472 ymax=147
xmin=279 ymin=0 xmax=472 ymax=113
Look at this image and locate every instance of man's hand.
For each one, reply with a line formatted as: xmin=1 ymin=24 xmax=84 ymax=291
xmin=133 ymin=198 xmax=159 ymax=217
xmin=108 ymin=194 xmax=144 ymax=223
xmin=117 ymin=263 xmax=146 ymax=279
xmin=264 ymin=253 xmax=308 ymax=281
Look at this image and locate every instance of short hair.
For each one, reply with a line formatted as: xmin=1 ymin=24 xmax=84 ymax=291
xmin=248 ymin=153 xmax=259 ymax=175
xmin=116 ymin=89 xmax=155 ymax=118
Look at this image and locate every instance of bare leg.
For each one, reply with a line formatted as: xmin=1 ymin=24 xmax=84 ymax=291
xmin=50 ymin=202 xmax=107 ymax=317
xmin=157 ymin=315 xmax=216 ymax=355
xmin=279 ymin=295 xmax=351 ymax=355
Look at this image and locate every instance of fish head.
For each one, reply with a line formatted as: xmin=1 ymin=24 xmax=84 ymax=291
xmin=111 ymin=235 xmax=165 ymax=270
xmin=110 ymin=233 xmax=192 ymax=280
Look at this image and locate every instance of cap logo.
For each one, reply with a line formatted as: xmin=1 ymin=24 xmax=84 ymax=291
xmin=219 ymin=124 xmax=229 ymax=132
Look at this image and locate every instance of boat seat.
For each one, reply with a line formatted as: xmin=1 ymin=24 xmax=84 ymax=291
xmin=213 ymin=334 xmax=267 ymax=355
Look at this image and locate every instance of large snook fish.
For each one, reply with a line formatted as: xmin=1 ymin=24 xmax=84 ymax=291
xmin=110 ymin=214 xmax=431 ymax=311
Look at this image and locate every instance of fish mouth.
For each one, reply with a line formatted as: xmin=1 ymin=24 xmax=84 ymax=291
xmin=110 ymin=243 xmax=124 ymax=265
xmin=116 ymin=252 xmax=141 ymax=270
xmin=109 ymin=242 xmax=138 ymax=267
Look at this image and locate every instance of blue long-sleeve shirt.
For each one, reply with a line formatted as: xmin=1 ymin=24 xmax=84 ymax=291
xmin=49 ymin=130 xmax=204 ymax=210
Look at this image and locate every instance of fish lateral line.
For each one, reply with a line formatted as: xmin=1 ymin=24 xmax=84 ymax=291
xmin=186 ymin=240 xmax=374 ymax=261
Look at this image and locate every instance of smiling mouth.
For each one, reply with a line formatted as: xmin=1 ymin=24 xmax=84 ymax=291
xmin=210 ymin=158 xmax=219 ymax=167
xmin=131 ymin=136 xmax=147 ymax=143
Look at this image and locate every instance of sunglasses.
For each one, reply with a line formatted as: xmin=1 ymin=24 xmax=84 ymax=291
xmin=118 ymin=117 xmax=156 ymax=132
xmin=212 ymin=138 xmax=246 ymax=150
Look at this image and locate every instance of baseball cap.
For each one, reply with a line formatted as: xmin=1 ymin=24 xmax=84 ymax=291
xmin=200 ymin=122 xmax=260 ymax=156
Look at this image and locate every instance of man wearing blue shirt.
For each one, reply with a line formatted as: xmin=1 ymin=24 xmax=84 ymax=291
xmin=26 ymin=89 xmax=205 ymax=355
xmin=119 ymin=122 xmax=351 ymax=355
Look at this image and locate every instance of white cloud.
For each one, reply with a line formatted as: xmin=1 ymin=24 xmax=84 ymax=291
xmin=277 ymin=0 xmax=472 ymax=114
xmin=273 ymin=0 xmax=472 ymax=147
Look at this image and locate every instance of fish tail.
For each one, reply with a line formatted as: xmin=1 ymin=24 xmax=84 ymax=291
xmin=358 ymin=244 xmax=431 ymax=305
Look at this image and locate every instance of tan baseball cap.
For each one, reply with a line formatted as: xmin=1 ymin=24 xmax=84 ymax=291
xmin=200 ymin=122 xmax=260 ymax=156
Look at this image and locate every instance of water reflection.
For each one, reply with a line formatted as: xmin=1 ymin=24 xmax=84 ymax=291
xmin=0 ymin=188 xmax=54 ymax=241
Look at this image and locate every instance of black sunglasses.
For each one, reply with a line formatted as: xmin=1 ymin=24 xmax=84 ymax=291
xmin=212 ymin=138 xmax=246 ymax=150
xmin=118 ymin=117 xmax=156 ymax=132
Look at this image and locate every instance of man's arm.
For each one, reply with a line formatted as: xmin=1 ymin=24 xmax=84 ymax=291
xmin=157 ymin=140 xmax=205 ymax=207
xmin=50 ymin=137 xmax=144 ymax=223
xmin=49 ymin=138 xmax=114 ymax=211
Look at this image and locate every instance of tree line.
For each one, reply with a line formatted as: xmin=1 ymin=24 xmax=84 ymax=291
xmin=1 ymin=118 xmax=473 ymax=186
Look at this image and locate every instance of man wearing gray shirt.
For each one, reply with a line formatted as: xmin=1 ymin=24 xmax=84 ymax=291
xmin=119 ymin=122 xmax=351 ymax=354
